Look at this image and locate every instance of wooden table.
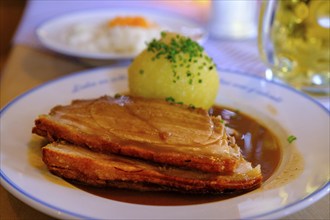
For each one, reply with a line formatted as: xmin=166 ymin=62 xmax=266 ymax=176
xmin=1 ymin=45 xmax=329 ymax=219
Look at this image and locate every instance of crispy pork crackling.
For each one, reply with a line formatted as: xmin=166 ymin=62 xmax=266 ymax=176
xmin=42 ymin=142 xmax=262 ymax=194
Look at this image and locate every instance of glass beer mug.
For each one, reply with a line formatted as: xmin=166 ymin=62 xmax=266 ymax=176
xmin=258 ymin=0 xmax=330 ymax=95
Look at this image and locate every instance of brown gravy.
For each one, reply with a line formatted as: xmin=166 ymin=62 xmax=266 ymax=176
xmin=74 ymin=105 xmax=281 ymax=206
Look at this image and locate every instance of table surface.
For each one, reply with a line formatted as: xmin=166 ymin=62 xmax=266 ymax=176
xmin=1 ymin=1 xmax=329 ymax=219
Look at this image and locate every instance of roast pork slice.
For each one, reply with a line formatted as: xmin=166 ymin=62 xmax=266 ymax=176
xmin=42 ymin=142 xmax=263 ymax=194
xmin=33 ymin=95 xmax=246 ymax=173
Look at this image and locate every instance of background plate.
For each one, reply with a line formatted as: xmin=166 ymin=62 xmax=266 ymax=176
xmin=36 ymin=8 xmax=207 ymax=60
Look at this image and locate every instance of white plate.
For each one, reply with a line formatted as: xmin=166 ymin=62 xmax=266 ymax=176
xmin=36 ymin=8 xmax=207 ymax=60
xmin=1 ymin=67 xmax=329 ymax=219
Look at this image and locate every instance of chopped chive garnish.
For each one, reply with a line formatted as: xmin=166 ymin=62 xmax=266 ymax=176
xmin=146 ymin=31 xmax=216 ymax=85
xmin=161 ymin=32 xmax=167 ymax=38
xmin=188 ymin=104 xmax=196 ymax=109
xmin=287 ymin=135 xmax=297 ymax=143
xmin=165 ymin=96 xmax=175 ymax=103
xmin=114 ymin=93 xmax=122 ymax=98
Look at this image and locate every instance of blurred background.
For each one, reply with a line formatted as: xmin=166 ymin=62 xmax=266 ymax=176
xmin=0 ymin=0 xmax=211 ymax=70
xmin=0 ymin=0 xmax=27 ymax=69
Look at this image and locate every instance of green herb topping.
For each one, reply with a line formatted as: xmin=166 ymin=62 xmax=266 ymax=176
xmin=114 ymin=93 xmax=122 ymax=98
xmin=165 ymin=96 xmax=175 ymax=103
xmin=287 ymin=135 xmax=297 ymax=143
xmin=188 ymin=104 xmax=196 ymax=109
xmin=147 ymin=32 xmax=216 ymax=85
xmin=165 ymin=96 xmax=191 ymax=106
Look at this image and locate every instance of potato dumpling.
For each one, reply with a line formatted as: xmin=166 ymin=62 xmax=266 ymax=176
xmin=128 ymin=32 xmax=219 ymax=109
